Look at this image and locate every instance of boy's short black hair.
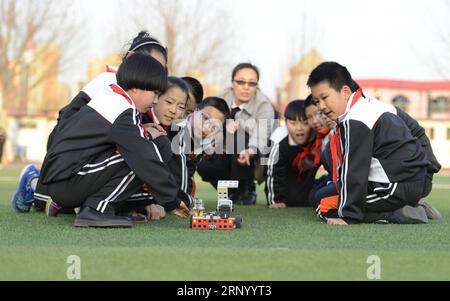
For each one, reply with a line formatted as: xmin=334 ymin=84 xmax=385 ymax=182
xmin=307 ymin=62 xmax=358 ymax=93
xmin=116 ymin=52 xmax=168 ymax=92
xmin=284 ymin=100 xmax=307 ymax=121
xmin=182 ymin=76 xmax=204 ymax=104
xmin=304 ymin=94 xmax=315 ymax=108
xmin=197 ymin=97 xmax=230 ymax=119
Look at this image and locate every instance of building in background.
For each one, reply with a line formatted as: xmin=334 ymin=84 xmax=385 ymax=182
xmin=357 ymin=80 xmax=450 ymax=120
xmin=358 ymin=80 xmax=450 ymax=169
xmin=3 ymin=43 xmax=72 ymax=164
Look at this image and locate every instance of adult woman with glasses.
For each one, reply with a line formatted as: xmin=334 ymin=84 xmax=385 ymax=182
xmin=197 ymin=63 xmax=275 ymax=205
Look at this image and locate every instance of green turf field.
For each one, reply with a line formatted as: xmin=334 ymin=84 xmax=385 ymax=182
xmin=1 ymin=166 xmax=449 ymax=280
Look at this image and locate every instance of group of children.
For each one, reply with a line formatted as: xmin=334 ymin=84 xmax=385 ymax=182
xmin=11 ymin=31 xmax=442 ymax=227
xmin=265 ymin=62 xmax=442 ymax=225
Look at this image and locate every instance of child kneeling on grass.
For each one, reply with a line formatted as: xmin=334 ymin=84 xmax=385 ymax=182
xmin=265 ymin=100 xmax=322 ymax=208
xmin=35 ymin=53 xmax=189 ymax=228
xmin=307 ymin=61 xmax=441 ymax=225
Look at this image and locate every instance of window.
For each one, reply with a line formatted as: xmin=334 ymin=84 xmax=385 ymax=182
xmin=429 ymin=96 xmax=450 ymax=114
xmin=424 ymin=127 xmax=435 ymax=140
xmin=447 ymin=128 xmax=450 ymax=141
xmin=392 ymin=95 xmax=410 ymax=112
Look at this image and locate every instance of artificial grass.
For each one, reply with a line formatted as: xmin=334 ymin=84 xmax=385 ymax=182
xmin=0 ymin=167 xmax=449 ymax=280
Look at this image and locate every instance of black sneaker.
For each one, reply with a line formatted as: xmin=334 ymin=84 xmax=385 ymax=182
xmin=391 ymin=205 xmax=428 ymax=224
xmin=241 ymin=191 xmax=257 ymax=205
xmin=74 ymin=207 xmax=133 ymax=228
xmin=418 ymin=200 xmax=443 ymax=220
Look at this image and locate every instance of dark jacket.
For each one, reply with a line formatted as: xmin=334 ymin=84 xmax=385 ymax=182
xmin=334 ymin=91 xmax=428 ymax=222
xmin=40 ymin=82 xmax=180 ymax=211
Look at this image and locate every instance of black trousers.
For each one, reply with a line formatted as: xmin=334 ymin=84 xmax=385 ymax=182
xmin=312 ymin=171 xmax=428 ymax=223
xmin=45 ymin=149 xmax=146 ymax=214
xmin=365 ymin=177 xmax=425 ymax=213
xmin=422 ymin=172 xmax=433 ymax=198
xmin=265 ymin=173 xmax=317 ymax=207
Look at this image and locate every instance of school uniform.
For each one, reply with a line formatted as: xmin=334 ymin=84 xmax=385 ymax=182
xmin=168 ymin=117 xmax=203 ymax=201
xmin=39 ymin=82 xmax=181 ymax=214
xmin=321 ymin=89 xmax=429 ymax=223
xmin=395 ymin=107 xmax=441 ymax=197
xmin=139 ymin=111 xmax=200 ymax=208
xmin=34 ymin=69 xmax=171 ymax=210
xmin=264 ymin=126 xmax=319 ymax=206
xmin=35 ymin=71 xmax=116 ymax=207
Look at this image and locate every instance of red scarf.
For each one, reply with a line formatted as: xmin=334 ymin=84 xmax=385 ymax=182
xmin=291 ymin=140 xmax=315 ymax=176
xmin=145 ymin=108 xmax=169 ymax=132
xmin=330 ymin=89 xmax=363 ymax=191
xmin=313 ymin=128 xmax=331 ymax=168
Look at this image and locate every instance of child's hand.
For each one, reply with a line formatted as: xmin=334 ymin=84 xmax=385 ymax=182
xmin=327 ymin=218 xmax=348 ymax=225
xmin=145 ymin=123 xmax=166 ymax=139
xmin=170 ymin=201 xmax=190 ymax=218
xmin=145 ymin=204 xmax=166 ymax=220
xmin=226 ymin=121 xmax=239 ymax=134
xmin=268 ymin=202 xmax=286 ymax=209
xmin=237 ymin=149 xmax=256 ymax=166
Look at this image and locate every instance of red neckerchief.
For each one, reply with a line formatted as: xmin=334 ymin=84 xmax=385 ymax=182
xmin=313 ymin=128 xmax=331 ymax=168
xmin=145 ymin=108 xmax=169 ymax=132
xmin=291 ymin=138 xmax=316 ymax=176
xmin=330 ymin=89 xmax=363 ymax=191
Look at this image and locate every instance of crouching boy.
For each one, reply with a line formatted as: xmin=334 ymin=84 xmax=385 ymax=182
xmin=307 ymin=61 xmax=441 ymax=225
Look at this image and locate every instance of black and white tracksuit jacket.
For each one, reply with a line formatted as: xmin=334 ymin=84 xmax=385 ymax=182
xmin=39 ymin=80 xmax=181 ymax=210
xmin=265 ymin=126 xmax=318 ymax=206
xmin=334 ymin=90 xmax=428 ymax=222
xmin=395 ymin=107 xmax=441 ymax=174
xmin=168 ymin=118 xmax=204 ymax=202
xmin=141 ymin=111 xmax=200 ymax=206
xmin=35 ymin=72 xmax=172 ymax=205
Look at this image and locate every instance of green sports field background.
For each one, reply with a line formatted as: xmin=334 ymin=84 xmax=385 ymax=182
xmin=1 ymin=166 xmax=449 ymax=280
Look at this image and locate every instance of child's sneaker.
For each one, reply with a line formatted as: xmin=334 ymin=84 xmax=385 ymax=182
xmin=391 ymin=205 xmax=428 ymax=224
xmin=12 ymin=164 xmax=40 ymax=213
xmin=45 ymin=198 xmax=62 ymax=217
xmin=418 ymin=200 xmax=442 ymax=220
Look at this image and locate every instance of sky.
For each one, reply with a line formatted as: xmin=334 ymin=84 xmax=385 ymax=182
xmin=62 ymin=0 xmax=450 ymax=100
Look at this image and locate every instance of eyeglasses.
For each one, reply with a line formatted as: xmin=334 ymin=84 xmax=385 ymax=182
xmin=232 ymin=80 xmax=258 ymax=87
xmin=196 ymin=109 xmax=222 ymax=133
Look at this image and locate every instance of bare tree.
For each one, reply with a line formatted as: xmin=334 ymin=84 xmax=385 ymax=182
xmin=414 ymin=0 xmax=450 ymax=79
xmin=284 ymin=1 xmax=324 ymax=71
xmin=0 ymin=0 xmax=85 ymax=116
xmin=276 ymin=0 xmax=325 ymax=108
xmin=432 ymin=0 xmax=450 ymax=79
xmin=124 ymin=0 xmax=235 ymax=84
